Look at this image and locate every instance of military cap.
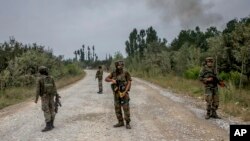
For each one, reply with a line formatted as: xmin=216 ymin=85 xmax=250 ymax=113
xmin=38 ymin=66 xmax=48 ymax=74
xmin=205 ymin=57 xmax=214 ymax=62
xmin=115 ymin=60 xmax=124 ymax=67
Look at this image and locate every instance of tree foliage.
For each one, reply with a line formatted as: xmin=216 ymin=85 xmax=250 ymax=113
xmin=124 ymin=16 xmax=250 ymax=88
xmin=0 ymin=38 xmax=82 ymax=89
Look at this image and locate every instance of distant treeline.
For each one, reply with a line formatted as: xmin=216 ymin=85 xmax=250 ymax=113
xmin=123 ymin=16 xmax=250 ymax=89
xmin=73 ymin=44 xmax=113 ymax=69
xmin=0 ymin=37 xmax=82 ymax=90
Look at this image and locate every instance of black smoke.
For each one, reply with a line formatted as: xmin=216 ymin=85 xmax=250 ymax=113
xmin=146 ymin=0 xmax=223 ymax=29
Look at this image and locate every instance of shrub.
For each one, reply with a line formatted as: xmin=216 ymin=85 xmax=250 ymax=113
xmin=184 ymin=66 xmax=201 ymax=79
xmin=219 ymin=71 xmax=230 ymax=81
xmin=66 ymin=64 xmax=81 ymax=76
xmin=230 ymin=71 xmax=241 ymax=86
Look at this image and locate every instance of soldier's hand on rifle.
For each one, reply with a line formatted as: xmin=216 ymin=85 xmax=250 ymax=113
xmin=219 ymin=81 xmax=226 ymax=87
xmin=205 ymin=77 xmax=213 ymax=82
xmin=119 ymin=91 xmax=126 ymax=98
xmin=111 ymin=79 xmax=116 ymax=84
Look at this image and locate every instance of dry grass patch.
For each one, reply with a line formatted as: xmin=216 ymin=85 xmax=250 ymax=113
xmin=135 ymin=74 xmax=250 ymax=121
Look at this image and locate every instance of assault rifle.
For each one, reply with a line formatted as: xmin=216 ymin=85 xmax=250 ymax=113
xmin=204 ymin=71 xmax=226 ymax=88
xmin=111 ymin=80 xmax=126 ymax=98
xmin=55 ymin=94 xmax=62 ymax=113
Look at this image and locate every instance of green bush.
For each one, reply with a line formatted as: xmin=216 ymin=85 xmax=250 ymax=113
xmin=184 ymin=66 xmax=201 ymax=79
xmin=230 ymin=71 xmax=241 ymax=86
xmin=66 ymin=64 xmax=81 ymax=76
xmin=219 ymin=71 xmax=230 ymax=81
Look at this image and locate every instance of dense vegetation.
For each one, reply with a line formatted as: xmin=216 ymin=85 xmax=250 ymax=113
xmin=0 ymin=37 xmax=83 ymax=108
xmin=122 ymin=16 xmax=250 ymax=121
xmin=124 ymin=16 xmax=250 ymax=88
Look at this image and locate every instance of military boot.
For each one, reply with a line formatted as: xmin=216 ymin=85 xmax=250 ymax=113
xmin=113 ymin=121 xmax=124 ymax=128
xmin=205 ymin=110 xmax=211 ymax=119
xmin=126 ymin=122 xmax=131 ymax=129
xmin=51 ymin=118 xmax=55 ymax=128
xmin=211 ymin=110 xmax=221 ymax=119
xmin=42 ymin=122 xmax=52 ymax=132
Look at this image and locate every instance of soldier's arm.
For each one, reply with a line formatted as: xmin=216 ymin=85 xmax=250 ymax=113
xmin=125 ymin=81 xmax=131 ymax=93
xmin=125 ymin=71 xmax=132 ymax=92
xmin=52 ymin=78 xmax=59 ymax=96
xmin=35 ymin=79 xmax=41 ymax=103
xmin=199 ymin=68 xmax=208 ymax=83
xmin=199 ymin=69 xmax=214 ymax=83
xmin=95 ymin=70 xmax=99 ymax=79
xmin=105 ymin=73 xmax=116 ymax=83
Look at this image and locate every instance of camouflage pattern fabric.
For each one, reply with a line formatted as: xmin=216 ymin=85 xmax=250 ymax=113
xmin=98 ymin=79 xmax=103 ymax=92
xmin=199 ymin=65 xmax=219 ymax=113
xmin=41 ymin=95 xmax=56 ymax=122
xmin=109 ymin=70 xmax=132 ymax=123
xmin=36 ymin=75 xmax=57 ymax=122
xmin=114 ymin=91 xmax=130 ymax=123
xmin=96 ymin=70 xmax=103 ymax=92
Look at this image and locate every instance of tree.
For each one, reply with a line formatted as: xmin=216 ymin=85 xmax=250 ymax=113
xmin=206 ymin=36 xmax=225 ymax=73
xmin=138 ymin=29 xmax=146 ymax=58
xmin=81 ymin=45 xmax=85 ymax=62
xmin=231 ymin=23 xmax=250 ymax=87
xmin=73 ymin=51 xmax=77 ymax=61
xmin=87 ymin=46 xmax=91 ymax=61
xmin=146 ymin=26 xmax=158 ymax=44
xmin=92 ymin=46 xmax=95 ymax=61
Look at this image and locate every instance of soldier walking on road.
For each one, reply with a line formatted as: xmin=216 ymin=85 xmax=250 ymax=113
xmin=105 ymin=60 xmax=132 ymax=129
xmin=35 ymin=66 xmax=60 ymax=132
xmin=96 ymin=65 xmax=103 ymax=94
xmin=199 ymin=57 xmax=221 ymax=119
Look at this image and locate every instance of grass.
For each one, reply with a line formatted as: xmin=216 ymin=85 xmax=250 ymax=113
xmin=134 ymin=73 xmax=250 ymax=121
xmin=56 ymin=71 xmax=86 ymax=89
xmin=0 ymin=71 xmax=86 ymax=110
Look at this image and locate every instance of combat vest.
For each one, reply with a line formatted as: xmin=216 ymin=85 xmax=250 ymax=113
xmin=200 ymin=66 xmax=218 ymax=88
xmin=111 ymin=70 xmax=129 ymax=92
xmin=42 ymin=76 xmax=55 ymax=96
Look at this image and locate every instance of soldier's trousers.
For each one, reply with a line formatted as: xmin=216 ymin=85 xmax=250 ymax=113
xmin=205 ymin=87 xmax=219 ymax=112
xmin=41 ymin=95 xmax=56 ymax=122
xmin=114 ymin=92 xmax=130 ymax=123
xmin=98 ymin=79 xmax=103 ymax=92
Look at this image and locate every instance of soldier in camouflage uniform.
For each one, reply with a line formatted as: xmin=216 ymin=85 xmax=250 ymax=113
xmin=105 ymin=60 xmax=132 ymax=129
xmin=35 ymin=66 xmax=60 ymax=132
xmin=199 ymin=57 xmax=221 ymax=119
xmin=95 ymin=65 xmax=103 ymax=94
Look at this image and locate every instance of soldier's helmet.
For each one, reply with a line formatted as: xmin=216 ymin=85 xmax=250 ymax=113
xmin=115 ymin=60 xmax=124 ymax=68
xmin=38 ymin=66 xmax=48 ymax=74
xmin=205 ymin=57 xmax=214 ymax=62
xmin=98 ymin=65 xmax=102 ymax=69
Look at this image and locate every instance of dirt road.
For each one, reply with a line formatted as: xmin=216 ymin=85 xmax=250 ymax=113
xmin=0 ymin=70 xmax=240 ymax=141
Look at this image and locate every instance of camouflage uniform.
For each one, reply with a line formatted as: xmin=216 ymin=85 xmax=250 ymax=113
xmin=105 ymin=61 xmax=132 ymax=129
xmin=35 ymin=66 xmax=59 ymax=132
xmin=199 ymin=57 xmax=220 ymax=119
xmin=95 ymin=66 xmax=103 ymax=93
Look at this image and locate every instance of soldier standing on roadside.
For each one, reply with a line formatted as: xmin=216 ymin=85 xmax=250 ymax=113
xmin=105 ymin=60 xmax=132 ymax=129
xmin=35 ymin=66 xmax=60 ymax=132
xmin=199 ymin=57 xmax=221 ymax=119
xmin=95 ymin=65 xmax=103 ymax=94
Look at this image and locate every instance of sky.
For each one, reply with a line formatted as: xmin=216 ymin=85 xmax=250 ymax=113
xmin=0 ymin=0 xmax=250 ymax=60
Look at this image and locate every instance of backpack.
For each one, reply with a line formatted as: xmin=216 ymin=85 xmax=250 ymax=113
xmin=43 ymin=76 xmax=55 ymax=96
